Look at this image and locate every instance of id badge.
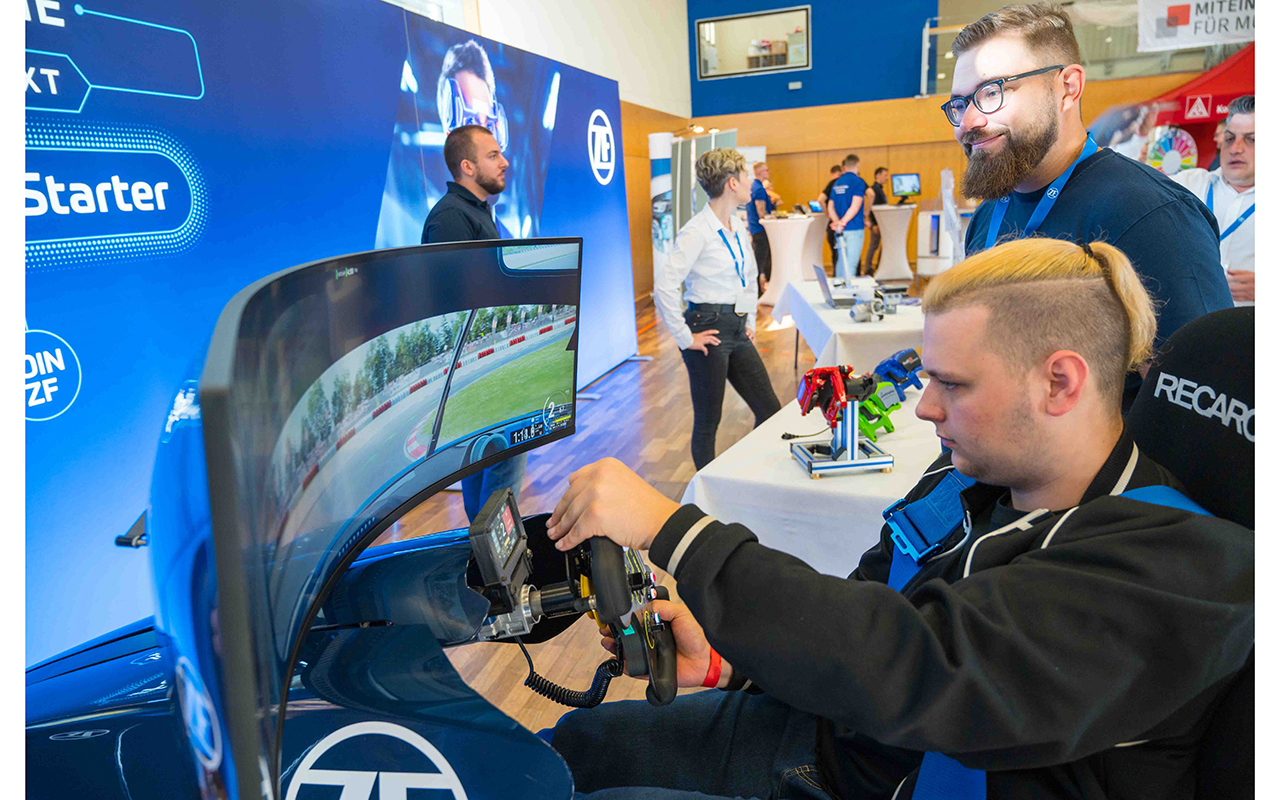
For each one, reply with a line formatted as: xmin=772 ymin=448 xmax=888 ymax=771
xmin=735 ymin=290 xmax=754 ymax=315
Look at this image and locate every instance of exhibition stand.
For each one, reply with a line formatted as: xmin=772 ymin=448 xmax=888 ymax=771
xmin=870 ymin=203 xmax=916 ymax=281
xmin=682 ymin=389 xmax=938 ymax=577
xmin=772 ymin=280 xmax=925 ymax=370
xmin=759 ymin=214 xmax=827 ymax=305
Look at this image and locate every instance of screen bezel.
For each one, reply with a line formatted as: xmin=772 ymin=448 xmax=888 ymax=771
xmin=891 ymin=173 xmax=921 ymax=197
xmin=201 ymin=237 xmax=583 ymax=799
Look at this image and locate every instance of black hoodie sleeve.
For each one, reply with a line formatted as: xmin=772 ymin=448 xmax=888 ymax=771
xmin=647 ymin=499 xmax=1253 ymax=770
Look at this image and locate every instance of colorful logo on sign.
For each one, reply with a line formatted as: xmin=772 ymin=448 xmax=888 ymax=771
xmin=25 ymin=327 xmax=81 ymax=421
xmin=1185 ymin=94 xmax=1212 ymax=120
xmin=588 ymin=109 xmax=615 ymax=186
xmin=1157 ymin=4 xmax=1191 ymax=37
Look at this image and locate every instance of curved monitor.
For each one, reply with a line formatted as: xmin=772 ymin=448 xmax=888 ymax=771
xmin=199 ymin=238 xmax=581 ymax=792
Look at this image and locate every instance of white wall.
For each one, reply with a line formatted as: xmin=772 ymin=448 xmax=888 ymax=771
xmin=473 ymin=0 xmax=691 ymax=118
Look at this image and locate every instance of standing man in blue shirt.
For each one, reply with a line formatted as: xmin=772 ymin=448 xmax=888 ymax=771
xmin=827 ymin=154 xmax=868 ymax=284
xmin=945 ymin=3 xmax=1230 ymax=404
xmin=746 ymin=161 xmax=776 ymax=297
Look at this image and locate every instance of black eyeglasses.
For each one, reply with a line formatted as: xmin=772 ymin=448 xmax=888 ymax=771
xmin=941 ymin=65 xmax=1064 ymax=126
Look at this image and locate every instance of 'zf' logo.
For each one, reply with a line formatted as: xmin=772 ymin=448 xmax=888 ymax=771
xmin=588 ymin=109 xmax=615 ymax=186
xmin=286 ymin=721 xmax=468 ymax=800
xmin=49 ymin=729 xmax=109 ymax=741
xmin=25 ymin=327 xmax=81 ymax=421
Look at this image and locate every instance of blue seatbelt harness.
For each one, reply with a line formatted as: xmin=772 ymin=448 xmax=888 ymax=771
xmin=882 ymin=471 xmax=1209 ymax=799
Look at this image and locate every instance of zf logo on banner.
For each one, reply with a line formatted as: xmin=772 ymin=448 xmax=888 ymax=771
xmin=286 ymin=721 xmax=468 ymax=800
xmin=588 ymin=109 xmax=615 ymax=186
xmin=25 ymin=326 xmax=81 ymax=421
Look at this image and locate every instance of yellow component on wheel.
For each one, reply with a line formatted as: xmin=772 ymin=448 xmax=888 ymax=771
xmin=580 ymin=574 xmax=609 ymax=633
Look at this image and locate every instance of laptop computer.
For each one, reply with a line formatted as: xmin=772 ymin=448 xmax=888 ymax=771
xmin=808 ymin=200 xmax=823 ymax=213
xmin=812 ymin=264 xmax=857 ymax=308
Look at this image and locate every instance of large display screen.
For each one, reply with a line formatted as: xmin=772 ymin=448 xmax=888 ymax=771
xmin=25 ymin=0 xmax=634 ymax=668
xmin=201 ymin=239 xmax=580 ymax=774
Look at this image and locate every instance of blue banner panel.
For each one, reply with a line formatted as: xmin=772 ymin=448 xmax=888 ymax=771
xmin=25 ymin=0 xmax=636 ymax=666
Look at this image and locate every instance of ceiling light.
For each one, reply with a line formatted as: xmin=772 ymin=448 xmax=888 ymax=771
xmin=943 ymin=51 xmax=953 ymax=59
xmin=937 ymin=72 xmax=947 ymax=80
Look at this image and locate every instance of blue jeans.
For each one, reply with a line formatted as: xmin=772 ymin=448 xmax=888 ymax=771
xmin=461 ymin=452 xmax=527 ymax=522
xmin=835 ymin=229 xmax=864 ymax=284
xmin=551 ymin=689 xmax=833 ymax=799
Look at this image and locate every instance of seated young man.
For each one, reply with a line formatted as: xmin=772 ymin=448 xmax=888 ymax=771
xmin=543 ymin=237 xmax=1254 ymax=800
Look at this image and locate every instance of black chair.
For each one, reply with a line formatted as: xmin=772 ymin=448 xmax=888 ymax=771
xmin=1125 ymin=306 xmax=1254 ymax=798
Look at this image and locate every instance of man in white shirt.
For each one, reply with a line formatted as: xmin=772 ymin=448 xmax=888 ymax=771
xmin=655 ymin=149 xmax=782 ymax=469
xmin=1172 ymin=95 xmax=1254 ymax=306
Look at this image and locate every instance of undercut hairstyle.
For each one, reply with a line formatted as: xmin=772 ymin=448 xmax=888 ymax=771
xmin=697 ymin=148 xmax=749 ymax=199
xmin=1226 ymin=94 xmax=1254 ymax=125
xmin=843 ymin=154 xmax=859 ymax=168
xmin=923 ymin=237 xmax=1156 ymax=404
xmin=951 ymin=3 xmax=1082 ymax=67
xmin=443 ymin=124 xmax=493 ymax=180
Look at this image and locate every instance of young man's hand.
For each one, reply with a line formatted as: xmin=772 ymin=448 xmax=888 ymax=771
xmin=598 ymin=600 xmax=732 ymax=689
xmin=547 ymin=458 xmax=679 ymax=552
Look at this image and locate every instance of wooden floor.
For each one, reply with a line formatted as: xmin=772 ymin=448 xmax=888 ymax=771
xmin=371 ymin=293 xmax=819 ymax=733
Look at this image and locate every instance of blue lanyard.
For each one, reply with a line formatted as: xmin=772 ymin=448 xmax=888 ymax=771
xmin=1206 ymin=184 xmax=1255 ymax=242
xmin=985 ymin=135 xmax=1099 ymax=250
xmin=717 ymin=228 xmax=747 ymax=287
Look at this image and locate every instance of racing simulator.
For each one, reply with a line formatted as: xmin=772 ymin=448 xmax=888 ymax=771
xmin=26 ymin=238 xmax=673 ymax=800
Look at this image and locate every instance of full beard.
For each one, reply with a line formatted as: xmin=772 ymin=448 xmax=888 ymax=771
xmin=961 ymin=113 xmax=1059 ymax=200
xmin=477 ymin=172 xmax=506 ymax=196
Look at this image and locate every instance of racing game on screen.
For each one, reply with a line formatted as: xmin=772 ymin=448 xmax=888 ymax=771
xmin=214 ymin=239 xmax=580 ymax=757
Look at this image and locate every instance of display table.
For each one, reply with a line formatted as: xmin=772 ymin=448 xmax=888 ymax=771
xmin=759 ymin=215 xmax=827 ymax=305
xmin=772 ymin=280 xmax=925 ymax=369
xmin=870 ymin=203 xmax=916 ymax=281
xmin=681 ymin=391 xmax=940 ymax=576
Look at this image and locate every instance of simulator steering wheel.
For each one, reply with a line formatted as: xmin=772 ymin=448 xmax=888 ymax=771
xmin=467 ymin=489 xmax=678 ymax=707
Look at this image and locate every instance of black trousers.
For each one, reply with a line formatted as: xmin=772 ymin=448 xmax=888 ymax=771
xmin=863 ymin=223 xmax=881 ymax=276
xmin=751 ymin=230 xmax=772 ymax=296
xmin=826 ymin=227 xmax=838 ymax=271
xmin=681 ymin=309 xmax=781 ymax=470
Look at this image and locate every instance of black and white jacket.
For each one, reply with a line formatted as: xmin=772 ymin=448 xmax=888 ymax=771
xmin=647 ymin=429 xmax=1254 ymax=800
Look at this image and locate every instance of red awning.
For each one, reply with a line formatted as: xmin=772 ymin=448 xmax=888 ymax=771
xmin=1151 ymin=44 xmax=1254 ymax=126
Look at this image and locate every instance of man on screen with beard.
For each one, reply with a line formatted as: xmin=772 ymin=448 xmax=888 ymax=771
xmin=946 ymin=3 xmax=1230 ymax=403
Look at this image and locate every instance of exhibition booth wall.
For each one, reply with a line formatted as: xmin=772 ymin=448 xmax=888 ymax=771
xmin=25 ymin=0 xmax=636 ymax=665
xmin=687 ymin=0 xmax=939 ymax=117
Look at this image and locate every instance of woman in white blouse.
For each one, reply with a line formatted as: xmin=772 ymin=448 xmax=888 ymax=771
xmin=654 ymin=149 xmax=782 ymax=469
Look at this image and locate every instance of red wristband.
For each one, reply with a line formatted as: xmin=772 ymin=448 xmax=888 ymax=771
xmin=702 ymin=647 xmax=722 ymax=688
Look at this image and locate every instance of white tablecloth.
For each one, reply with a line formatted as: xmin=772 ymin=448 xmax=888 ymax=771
xmin=681 ymin=391 xmax=941 ymax=576
xmin=773 ymin=280 xmax=925 ymax=370
xmin=759 ymin=216 xmax=827 ymax=306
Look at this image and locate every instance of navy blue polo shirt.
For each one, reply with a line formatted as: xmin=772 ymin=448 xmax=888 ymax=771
xmin=421 ymin=181 xmax=499 ymax=244
xmin=830 ymin=172 xmax=868 ymax=231
xmin=746 ymin=178 xmax=775 ymax=234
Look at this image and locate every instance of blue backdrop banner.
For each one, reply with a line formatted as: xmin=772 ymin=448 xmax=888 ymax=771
xmin=25 ymin=0 xmax=636 ymax=666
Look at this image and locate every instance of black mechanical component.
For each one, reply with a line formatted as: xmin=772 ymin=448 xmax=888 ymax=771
xmin=467 ymin=489 xmax=678 ymax=707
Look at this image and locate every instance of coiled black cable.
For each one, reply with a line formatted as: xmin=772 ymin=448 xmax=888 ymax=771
xmin=517 ymin=638 xmax=623 ymax=708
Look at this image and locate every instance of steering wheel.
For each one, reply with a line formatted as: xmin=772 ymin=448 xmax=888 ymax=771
xmin=585 ymin=537 xmax=678 ymax=706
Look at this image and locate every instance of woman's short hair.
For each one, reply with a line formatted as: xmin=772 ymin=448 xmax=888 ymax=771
xmin=923 ymin=237 xmax=1156 ymax=403
xmin=696 ymin=149 xmax=748 ymax=199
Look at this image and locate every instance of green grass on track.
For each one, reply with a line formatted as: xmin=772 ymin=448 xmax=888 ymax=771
xmin=437 ymin=342 xmax=574 ymax=444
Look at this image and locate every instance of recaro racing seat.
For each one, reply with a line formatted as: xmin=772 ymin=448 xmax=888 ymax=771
xmin=1124 ymin=306 xmax=1254 ymax=798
